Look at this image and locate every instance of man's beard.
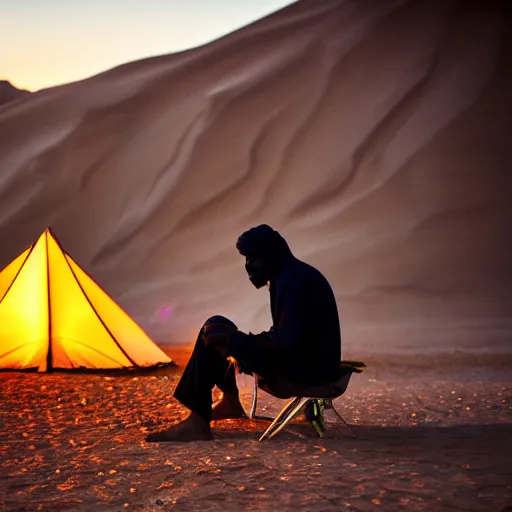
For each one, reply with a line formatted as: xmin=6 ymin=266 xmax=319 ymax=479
xmin=248 ymin=271 xmax=268 ymax=289
xmin=246 ymin=259 xmax=271 ymax=289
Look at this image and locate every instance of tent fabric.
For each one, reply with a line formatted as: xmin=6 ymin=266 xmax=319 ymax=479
xmin=0 ymin=228 xmax=172 ymax=371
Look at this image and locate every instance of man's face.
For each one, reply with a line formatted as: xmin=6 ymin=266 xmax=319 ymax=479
xmin=245 ymin=256 xmax=269 ymax=289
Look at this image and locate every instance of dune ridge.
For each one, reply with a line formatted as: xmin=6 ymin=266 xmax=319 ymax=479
xmin=0 ymin=80 xmax=30 ymax=106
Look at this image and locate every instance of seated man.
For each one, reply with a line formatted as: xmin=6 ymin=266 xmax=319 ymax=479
xmin=146 ymin=224 xmax=341 ymax=442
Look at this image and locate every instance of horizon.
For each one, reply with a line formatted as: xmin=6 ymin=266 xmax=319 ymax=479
xmin=1 ymin=0 xmax=297 ymax=92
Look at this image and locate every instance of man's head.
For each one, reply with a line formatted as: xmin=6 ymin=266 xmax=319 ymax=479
xmin=236 ymin=224 xmax=291 ymax=288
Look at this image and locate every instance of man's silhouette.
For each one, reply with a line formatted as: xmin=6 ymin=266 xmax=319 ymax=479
xmin=146 ymin=224 xmax=341 ymax=442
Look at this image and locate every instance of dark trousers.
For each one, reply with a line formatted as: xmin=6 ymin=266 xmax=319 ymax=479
xmin=173 ymin=327 xmax=239 ymax=423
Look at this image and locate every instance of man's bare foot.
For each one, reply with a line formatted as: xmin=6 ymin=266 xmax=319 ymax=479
xmin=145 ymin=412 xmax=213 ymax=442
xmin=212 ymin=392 xmax=247 ymax=420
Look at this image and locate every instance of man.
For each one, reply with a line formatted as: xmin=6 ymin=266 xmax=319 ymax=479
xmin=146 ymin=224 xmax=341 ymax=442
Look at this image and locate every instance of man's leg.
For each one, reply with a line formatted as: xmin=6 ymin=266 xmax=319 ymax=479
xmin=145 ymin=325 xmax=244 ymax=442
xmin=173 ymin=326 xmax=244 ymax=422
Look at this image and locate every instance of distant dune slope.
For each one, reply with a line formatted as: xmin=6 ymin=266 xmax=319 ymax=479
xmin=0 ymin=0 xmax=511 ymax=352
xmin=0 ymin=81 xmax=30 ymax=106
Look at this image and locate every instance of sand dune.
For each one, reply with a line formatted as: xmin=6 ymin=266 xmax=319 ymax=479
xmin=0 ymin=80 xmax=30 ymax=106
xmin=0 ymin=0 xmax=511 ymax=351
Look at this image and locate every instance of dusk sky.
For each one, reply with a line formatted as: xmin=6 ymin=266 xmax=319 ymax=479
xmin=2 ymin=0 xmax=296 ymax=92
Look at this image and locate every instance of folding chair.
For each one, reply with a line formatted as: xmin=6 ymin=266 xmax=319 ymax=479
xmin=248 ymin=361 xmax=366 ymax=441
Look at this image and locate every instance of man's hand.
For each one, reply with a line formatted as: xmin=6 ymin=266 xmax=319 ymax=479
xmin=203 ymin=320 xmax=237 ymax=346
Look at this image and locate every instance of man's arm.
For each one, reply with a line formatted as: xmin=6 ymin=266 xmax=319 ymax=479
xmin=229 ymin=280 xmax=305 ymax=362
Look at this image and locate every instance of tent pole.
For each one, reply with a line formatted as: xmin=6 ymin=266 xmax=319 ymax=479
xmin=45 ymin=230 xmax=53 ymax=371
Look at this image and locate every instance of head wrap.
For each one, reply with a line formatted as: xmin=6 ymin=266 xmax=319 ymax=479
xmin=236 ymin=224 xmax=288 ymax=258
xmin=236 ymin=225 xmax=292 ymax=288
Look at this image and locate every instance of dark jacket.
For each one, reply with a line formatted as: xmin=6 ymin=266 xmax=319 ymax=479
xmin=229 ymin=252 xmax=342 ymax=384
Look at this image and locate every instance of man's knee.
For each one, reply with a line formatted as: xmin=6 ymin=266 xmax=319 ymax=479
xmin=204 ymin=315 xmax=237 ymax=330
xmin=202 ymin=315 xmax=237 ymax=359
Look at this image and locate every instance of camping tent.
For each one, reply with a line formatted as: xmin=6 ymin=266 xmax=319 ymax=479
xmin=0 ymin=228 xmax=172 ymax=371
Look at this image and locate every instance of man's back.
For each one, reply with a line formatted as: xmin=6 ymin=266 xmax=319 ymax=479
xmin=230 ymin=224 xmax=342 ymax=384
xmin=270 ymin=256 xmax=341 ymax=383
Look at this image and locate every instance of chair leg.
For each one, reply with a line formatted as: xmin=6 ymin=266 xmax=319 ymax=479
xmin=267 ymin=397 xmax=310 ymax=440
xmin=249 ymin=375 xmax=258 ymax=419
xmin=258 ymin=397 xmax=356 ymax=440
xmin=260 ymin=397 xmax=309 ymax=441
xmin=258 ymin=397 xmax=301 ymax=441
xmin=330 ymin=402 xmax=357 ymax=438
xmin=323 ymin=399 xmax=333 ymax=409
xmin=258 ymin=397 xmax=303 ymax=441
xmin=249 ymin=375 xmax=284 ymax=423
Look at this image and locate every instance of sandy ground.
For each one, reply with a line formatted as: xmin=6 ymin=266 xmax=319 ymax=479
xmin=1 ymin=346 xmax=511 ymax=512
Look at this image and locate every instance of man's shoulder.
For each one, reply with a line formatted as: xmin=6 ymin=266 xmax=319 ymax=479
xmin=278 ymin=258 xmax=327 ymax=286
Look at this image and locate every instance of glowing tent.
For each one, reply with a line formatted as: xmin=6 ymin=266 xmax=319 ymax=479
xmin=0 ymin=228 xmax=172 ymax=371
